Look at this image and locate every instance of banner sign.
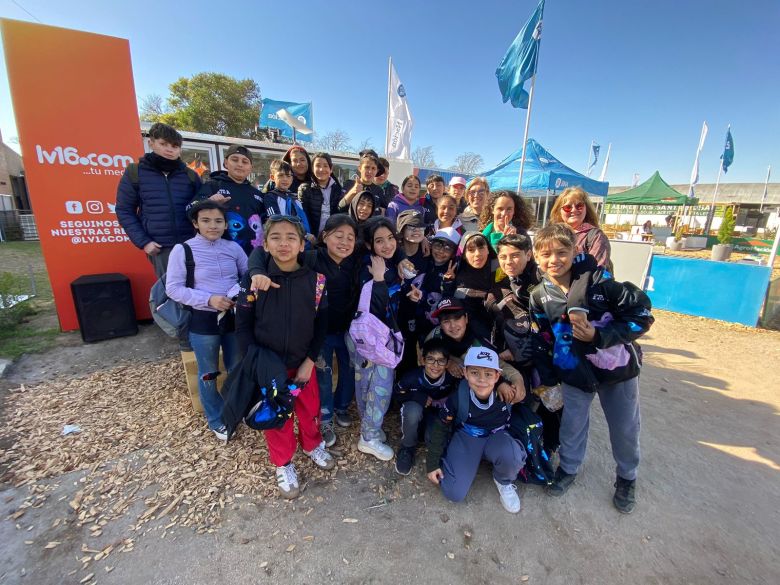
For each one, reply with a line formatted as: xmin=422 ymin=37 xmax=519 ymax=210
xmin=260 ymin=98 xmax=313 ymax=143
xmin=605 ymin=203 xmax=725 ymax=216
xmin=1 ymin=19 xmax=149 ymax=330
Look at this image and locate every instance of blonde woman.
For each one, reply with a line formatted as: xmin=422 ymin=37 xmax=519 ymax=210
xmin=549 ymin=187 xmax=611 ymax=268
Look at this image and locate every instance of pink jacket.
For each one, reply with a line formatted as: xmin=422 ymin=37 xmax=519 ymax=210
xmin=574 ymin=223 xmax=611 ymax=268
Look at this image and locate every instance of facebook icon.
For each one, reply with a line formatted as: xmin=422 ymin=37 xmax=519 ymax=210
xmin=65 ymin=201 xmax=83 ymax=214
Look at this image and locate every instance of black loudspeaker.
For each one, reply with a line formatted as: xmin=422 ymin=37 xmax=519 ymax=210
xmin=70 ymin=273 xmax=138 ymax=343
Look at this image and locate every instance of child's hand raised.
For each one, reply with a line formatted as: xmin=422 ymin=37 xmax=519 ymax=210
xmin=251 ymin=274 xmax=280 ymax=292
xmin=369 ymin=255 xmax=386 ymax=281
xmin=443 ymin=260 xmax=456 ymax=281
xmin=427 ymin=468 xmax=444 ymax=485
xmin=406 ymin=284 xmax=422 ymax=303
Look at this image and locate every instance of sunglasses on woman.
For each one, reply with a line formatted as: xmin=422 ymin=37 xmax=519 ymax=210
xmin=561 ymin=202 xmax=585 ymax=213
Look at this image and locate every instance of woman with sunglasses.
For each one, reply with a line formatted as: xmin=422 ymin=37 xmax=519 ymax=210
xmin=459 ymin=177 xmax=490 ymax=232
xmin=549 ymin=187 xmax=611 ymax=269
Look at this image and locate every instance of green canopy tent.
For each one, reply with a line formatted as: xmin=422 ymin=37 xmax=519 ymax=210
xmin=606 ymin=171 xmax=690 ymax=205
xmin=606 ymin=171 xmax=696 ymax=233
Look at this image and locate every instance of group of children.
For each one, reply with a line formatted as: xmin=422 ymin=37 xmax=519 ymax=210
xmin=122 ymin=123 xmax=654 ymax=515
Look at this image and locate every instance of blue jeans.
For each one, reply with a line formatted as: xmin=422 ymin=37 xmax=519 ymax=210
xmin=316 ymin=332 xmax=355 ymax=422
xmin=189 ymin=331 xmax=239 ymax=430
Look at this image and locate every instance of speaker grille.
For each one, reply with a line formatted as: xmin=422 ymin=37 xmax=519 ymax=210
xmin=71 ymin=273 xmax=138 ymax=343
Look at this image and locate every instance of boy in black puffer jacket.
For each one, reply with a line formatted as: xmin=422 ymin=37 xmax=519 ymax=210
xmin=115 ymin=122 xmax=201 ymax=278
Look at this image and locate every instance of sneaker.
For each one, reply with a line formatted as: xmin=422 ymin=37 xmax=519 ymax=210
xmin=546 ymin=467 xmax=577 ymax=497
xmin=334 ymin=411 xmax=353 ymax=428
xmin=395 ymin=446 xmax=416 ymax=475
xmin=613 ymin=476 xmax=637 ymax=514
xmin=357 ymin=436 xmax=394 ymax=461
xmin=276 ymin=463 xmax=300 ymax=499
xmin=320 ymin=421 xmax=337 ymax=448
xmin=212 ymin=425 xmax=228 ymax=442
xmin=494 ymin=479 xmax=521 ymax=514
xmin=304 ymin=442 xmax=336 ymax=470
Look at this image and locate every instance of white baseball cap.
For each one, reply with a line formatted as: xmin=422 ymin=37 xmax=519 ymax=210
xmin=430 ymin=227 xmax=461 ymax=247
xmin=463 ymin=346 xmax=501 ymax=371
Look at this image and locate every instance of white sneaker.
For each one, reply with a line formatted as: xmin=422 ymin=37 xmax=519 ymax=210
xmin=276 ymin=463 xmax=300 ymax=499
xmin=212 ymin=425 xmax=228 ymax=442
xmin=304 ymin=441 xmax=336 ymax=470
xmin=357 ymin=436 xmax=394 ymax=461
xmin=494 ymin=478 xmax=521 ymax=513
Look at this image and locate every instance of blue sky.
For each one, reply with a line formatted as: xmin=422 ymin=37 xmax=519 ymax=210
xmin=0 ymin=0 xmax=777 ymax=187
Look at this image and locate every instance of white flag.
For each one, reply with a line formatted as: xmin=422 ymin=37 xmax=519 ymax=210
xmin=598 ymin=143 xmax=611 ymax=182
xmin=385 ymin=60 xmax=413 ymax=159
xmin=688 ymin=121 xmax=708 ymax=198
xmin=632 ymin=173 xmax=640 ymax=187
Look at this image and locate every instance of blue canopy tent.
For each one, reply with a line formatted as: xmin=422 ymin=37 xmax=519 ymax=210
xmin=483 ymin=139 xmax=609 ymax=223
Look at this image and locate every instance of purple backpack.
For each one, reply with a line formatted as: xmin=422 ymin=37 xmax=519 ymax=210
xmin=349 ymin=280 xmax=405 ymax=368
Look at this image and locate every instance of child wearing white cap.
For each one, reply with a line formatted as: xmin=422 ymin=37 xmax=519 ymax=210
xmin=426 ymin=346 xmax=526 ymax=513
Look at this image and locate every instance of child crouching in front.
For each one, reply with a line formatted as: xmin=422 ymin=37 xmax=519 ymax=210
xmin=235 ymin=215 xmax=334 ymax=499
xmin=426 ymin=347 xmax=526 ymax=513
xmin=393 ymin=339 xmax=458 ymax=476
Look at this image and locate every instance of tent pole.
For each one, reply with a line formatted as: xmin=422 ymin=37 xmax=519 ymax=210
xmin=516 ymin=74 xmax=537 ymax=195
xmin=543 ymin=190 xmax=550 ymax=227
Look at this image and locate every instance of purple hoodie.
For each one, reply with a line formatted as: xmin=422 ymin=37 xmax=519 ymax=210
xmin=386 ymin=193 xmax=425 ymax=224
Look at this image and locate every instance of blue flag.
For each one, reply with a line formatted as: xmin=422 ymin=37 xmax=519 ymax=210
xmin=721 ymin=128 xmax=734 ymax=173
xmin=495 ymin=0 xmax=545 ymax=109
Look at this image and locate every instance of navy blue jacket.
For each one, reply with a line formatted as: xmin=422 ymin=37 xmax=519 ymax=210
xmin=115 ymin=155 xmax=201 ymax=249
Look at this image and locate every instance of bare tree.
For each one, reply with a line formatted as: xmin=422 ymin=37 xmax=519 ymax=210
xmin=412 ymin=146 xmax=437 ymax=168
xmin=139 ymin=94 xmax=166 ymax=122
xmin=449 ymin=152 xmax=484 ymax=175
xmin=357 ymin=138 xmax=375 ymax=153
xmin=314 ymin=130 xmax=352 ymax=152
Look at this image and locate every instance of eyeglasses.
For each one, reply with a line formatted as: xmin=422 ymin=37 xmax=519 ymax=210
xmin=468 ymin=189 xmax=487 ymax=196
xmin=431 ymin=241 xmax=455 ymax=251
xmin=561 ymin=203 xmax=585 ymax=213
xmin=424 ymin=357 xmax=448 ymax=367
xmin=268 ymin=214 xmax=303 ymax=225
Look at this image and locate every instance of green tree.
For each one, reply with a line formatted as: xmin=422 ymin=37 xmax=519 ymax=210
xmin=146 ymin=73 xmax=262 ymax=137
xmin=717 ymin=207 xmax=736 ymax=245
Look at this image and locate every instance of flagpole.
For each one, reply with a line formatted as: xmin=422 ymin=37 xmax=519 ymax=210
xmin=586 ymin=140 xmax=593 ymax=176
xmin=760 ymin=165 xmax=771 ymax=213
xmin=515 ymin=74 xmax=537 ymax=194
xmin=704 ymin=124 xmax=730 ymax=234
xmin=385 ymin=57 xmax=392 ymax=157
xmin=599 ymin=143 xmax=611 ymax=181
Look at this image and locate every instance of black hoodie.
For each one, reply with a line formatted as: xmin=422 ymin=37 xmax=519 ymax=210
xmin=198 ymin=171 xmax=266 ymax=256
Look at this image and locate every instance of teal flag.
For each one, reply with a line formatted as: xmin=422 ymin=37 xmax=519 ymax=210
xmin=721 ymin=128 xmax=734 ymax=173
xmin=495 ymin=0 xmax=545 ymax=109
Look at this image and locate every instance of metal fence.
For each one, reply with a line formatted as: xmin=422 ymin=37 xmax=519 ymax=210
xmin=0 ymin=210 xmax=39 ymax=241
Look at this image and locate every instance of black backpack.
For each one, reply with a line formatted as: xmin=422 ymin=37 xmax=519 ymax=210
xmin=508 ymin=403 xmax=555 ymax=485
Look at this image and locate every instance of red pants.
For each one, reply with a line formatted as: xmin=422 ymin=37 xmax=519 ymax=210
xmin=264 ymin=370 xmax=323 ymax=466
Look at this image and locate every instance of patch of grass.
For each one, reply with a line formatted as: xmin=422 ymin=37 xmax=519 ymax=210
xmin=0 ymin=242 xmax=61 ymax=359
xmin=0 ymin=321 xmax=61 ymax=360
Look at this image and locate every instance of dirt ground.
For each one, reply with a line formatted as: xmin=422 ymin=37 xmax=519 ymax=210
xmin=0 ymin=311 xmax=779 ymax=585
